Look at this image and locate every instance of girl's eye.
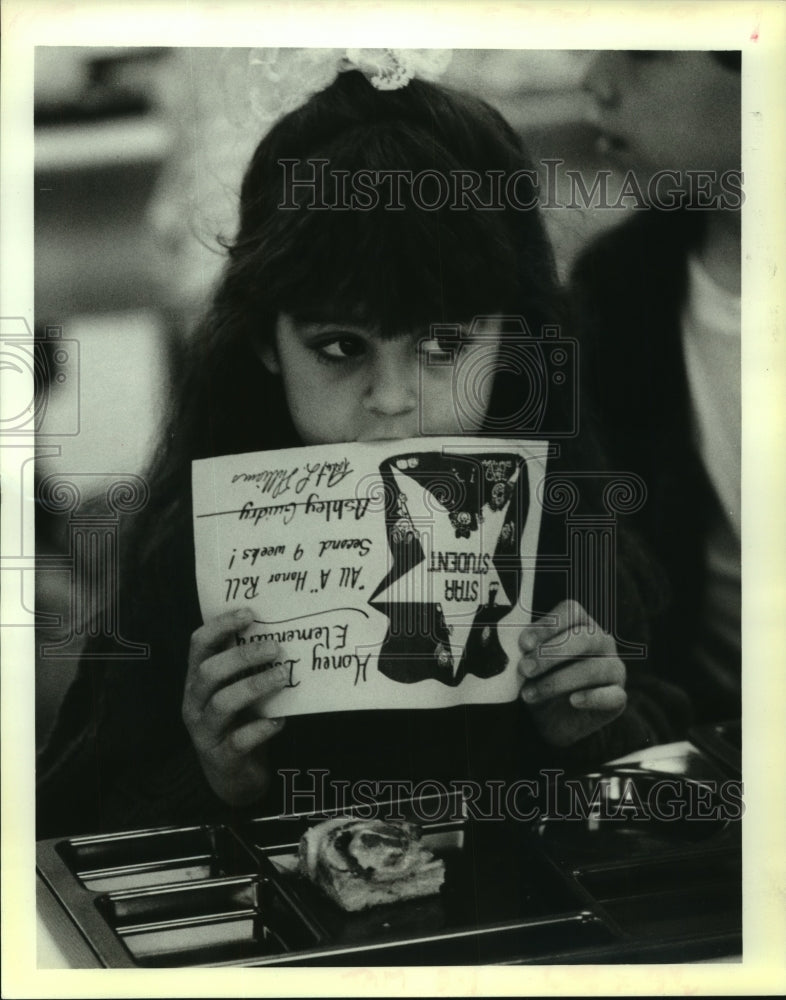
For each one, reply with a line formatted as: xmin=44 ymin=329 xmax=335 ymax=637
xmin=313 ymin=336 xmax=367 ymax=364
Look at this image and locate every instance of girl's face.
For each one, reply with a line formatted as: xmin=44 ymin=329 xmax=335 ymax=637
xmin=260 ymin=314 xmax=501 ymax=444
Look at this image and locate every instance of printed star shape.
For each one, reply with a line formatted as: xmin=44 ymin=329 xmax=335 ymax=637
xmin=371 ymin=465 xmax=518 ymax=676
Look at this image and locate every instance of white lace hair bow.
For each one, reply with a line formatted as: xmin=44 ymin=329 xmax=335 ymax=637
xmin=247 ymin=47 xmax=452 ymax=128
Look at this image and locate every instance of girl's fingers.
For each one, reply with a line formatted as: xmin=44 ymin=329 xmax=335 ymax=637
xmin=188 ymin=608 xmax=255 ymax=673
xmin=187 ymin=637 xmax=281 ymax=714
xmin=519 ymin=600 xmax=590 ymax=655
xmin=520 ymin=656 xmax=625 ymax=704
xmin=518 ymin=624 xmax=615 ymax=681
xmin=225 ymin=717 xmax=286 ymax=757
xmin=569 ymin=684 xmax=627 ymax=713
xmin=201 ymin=663 xmax=291 ymax=737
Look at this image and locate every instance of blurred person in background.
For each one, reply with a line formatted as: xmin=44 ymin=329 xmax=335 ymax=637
xmin=572 ymin=51 xmax=742 ymax=724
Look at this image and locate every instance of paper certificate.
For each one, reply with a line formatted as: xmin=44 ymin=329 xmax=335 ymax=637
xmin=193 ymin=437 xmax=549 ymax=716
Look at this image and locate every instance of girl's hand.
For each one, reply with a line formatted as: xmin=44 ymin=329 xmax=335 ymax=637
xmin=518 ymin=600 xmax=627 ymax=747
xmin=182 ymin=608 xmax=289 ymax=807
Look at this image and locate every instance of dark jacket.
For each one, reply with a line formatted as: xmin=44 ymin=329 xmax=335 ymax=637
xmin=570 ymin=209 xmax=740 ymax=724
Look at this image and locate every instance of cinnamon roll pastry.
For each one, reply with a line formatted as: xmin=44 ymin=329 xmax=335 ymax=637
xmin=297 ymin=817 xmax=445 ymax=912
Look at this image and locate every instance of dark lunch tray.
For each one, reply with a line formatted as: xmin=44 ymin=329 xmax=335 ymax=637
xmin=37 ymin=774 xmax=742 ymax=966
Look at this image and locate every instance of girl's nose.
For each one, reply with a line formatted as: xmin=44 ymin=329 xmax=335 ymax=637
xmin=363 ymin=340 xmax=419 ymax=420
xmin=583 ymin=52 xmax=619 ymax=109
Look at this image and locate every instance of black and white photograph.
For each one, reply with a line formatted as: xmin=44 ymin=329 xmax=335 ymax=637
xmin=2 ymin=1 xmax=784 ymax=995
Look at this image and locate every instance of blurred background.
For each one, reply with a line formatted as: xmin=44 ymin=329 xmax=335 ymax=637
xmin=34 ymin=47 xmax=625 ymax=743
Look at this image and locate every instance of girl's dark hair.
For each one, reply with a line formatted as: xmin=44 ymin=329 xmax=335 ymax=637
xmin=134 ymin=70 xmax=566 ymax=559
xmin=228 ymin=70 xmax=557 ymax=336
xmin=123 ymin=68 xmax=650 ymax=642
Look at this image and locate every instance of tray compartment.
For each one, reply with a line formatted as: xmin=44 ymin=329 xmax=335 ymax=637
xmin=572 ymin=850 xmax=742 ymax=942
xmin=596 ymin=880 xmax=741 ymax=940
xmin=270 ymin=911 xmax=616 ymax=966
xmin=101 ymin=874 xmax=321 ymax=967
xmin=530 ymin=768 xmax=742 ymax=948
xmin=99 ymin=874 xmax=258 ymax=926
xmin=58 ymin=824 xmax=254 ymax=892
xmin=533 ymin=769 xmax=739 ymax=868
xmin=577 ymin=851 xmax=741 ymax=901
xmin=253 ymin=805 xmax=590 ymax=951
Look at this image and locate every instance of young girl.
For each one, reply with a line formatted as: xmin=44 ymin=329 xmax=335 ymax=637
xmin=37 ymin=57 xmax=689 ymax=837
